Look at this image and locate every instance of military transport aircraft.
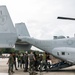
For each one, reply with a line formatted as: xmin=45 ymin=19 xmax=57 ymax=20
xmin=1 ymin=5 xmax=75 ymax=70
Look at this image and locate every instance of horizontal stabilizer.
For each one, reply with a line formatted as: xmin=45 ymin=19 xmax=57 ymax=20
xmin=15 ymin=44 xmax=31 ymax=50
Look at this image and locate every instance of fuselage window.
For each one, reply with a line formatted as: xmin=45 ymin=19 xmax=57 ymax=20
xmin=68 ymin=53 xmax=69 ymax=55
xmin=61 ymin=52 xmax=65 ymax=55
xmin=57 ymin=52 xmax=59 ymax=55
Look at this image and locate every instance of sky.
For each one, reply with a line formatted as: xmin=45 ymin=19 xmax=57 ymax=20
xmin=0 ymin=0 xmax=75 ymax=50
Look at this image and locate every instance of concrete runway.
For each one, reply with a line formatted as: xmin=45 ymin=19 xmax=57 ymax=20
xmin=0 ymin=58 xmax=75 ymax=75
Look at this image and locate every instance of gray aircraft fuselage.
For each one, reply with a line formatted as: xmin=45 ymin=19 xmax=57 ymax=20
xmin=20 ymin=36 xmax=75 ymax=64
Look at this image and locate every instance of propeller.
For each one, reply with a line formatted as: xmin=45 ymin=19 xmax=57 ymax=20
xmin=57 ymin=17 xmax=75 ymax=20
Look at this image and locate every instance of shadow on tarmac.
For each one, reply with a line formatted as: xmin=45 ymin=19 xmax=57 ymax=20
xmin=47 ymin=69 xmax=75 ymax=73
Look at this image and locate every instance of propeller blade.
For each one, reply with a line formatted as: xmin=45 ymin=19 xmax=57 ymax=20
xmin=57 ymin=17 xmax=75 ymax=20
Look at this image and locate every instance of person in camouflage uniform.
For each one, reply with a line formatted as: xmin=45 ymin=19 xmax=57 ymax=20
xmin=7 ymin=52 xmax=14 ymax=73
xmin=17 ymin=53 xmax=21 ymax=68
xmin=28 ymin=52 xmax=35 ymax=71
xmin=24 ymin=51 xmax=28 ymax=72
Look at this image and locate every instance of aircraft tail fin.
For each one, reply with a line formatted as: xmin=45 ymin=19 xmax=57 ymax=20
xmin=15 ymin=23 xmax=30 ymax=37
xmin=0 ymin=6 xmax=17 ymax=48
xmin=15 ymin=23 xmax=31 ymax=50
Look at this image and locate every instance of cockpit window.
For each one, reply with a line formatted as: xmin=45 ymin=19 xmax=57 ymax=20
xmin=61 ymin=52 xmax=65 ymax=55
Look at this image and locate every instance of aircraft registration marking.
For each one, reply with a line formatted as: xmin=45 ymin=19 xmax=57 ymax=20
xmin=0 ymin=11 xmax=7 ymax=25
xmin=0 ymin=15 xmax=7 ymax=25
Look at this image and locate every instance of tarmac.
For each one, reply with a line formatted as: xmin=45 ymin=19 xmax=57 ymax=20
xmin=0 ymin=58 xmax=75 ymax=75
